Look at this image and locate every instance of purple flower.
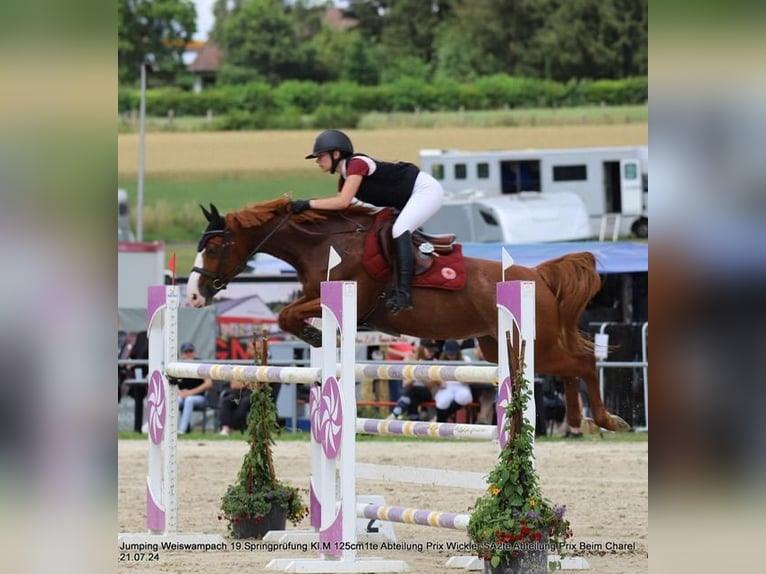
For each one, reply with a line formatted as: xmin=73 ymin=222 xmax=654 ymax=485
xmin=554 ymin=505 xmax=566 ymax=520
xmin=527 ymin=510 xmax=538 ymax=520
xmin=511 ymin=509 xmax=521 ymax=518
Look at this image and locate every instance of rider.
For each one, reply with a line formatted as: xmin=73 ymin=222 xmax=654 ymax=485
xmin=293 ymin=129 xmax=445 ymax=313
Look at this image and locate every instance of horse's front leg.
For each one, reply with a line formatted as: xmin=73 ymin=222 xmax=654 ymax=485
xmin=278 ymin=297 xmax=323 ymax=347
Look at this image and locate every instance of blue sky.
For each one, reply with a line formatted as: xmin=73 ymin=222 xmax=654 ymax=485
xmin=193 ymin=0 xmax=215 ymax=41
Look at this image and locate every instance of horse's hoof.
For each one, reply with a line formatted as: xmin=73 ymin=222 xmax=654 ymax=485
xmin=582 ymin=418 xmax=601 ymax=434
xmin=611 ymin=414 xmax=632 ymax=432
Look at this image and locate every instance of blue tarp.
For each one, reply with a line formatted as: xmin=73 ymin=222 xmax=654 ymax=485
xmin=246 ymin=241 xmax=647 ymax=276
xmin=461 ymin=241 xmax=648 ymax=274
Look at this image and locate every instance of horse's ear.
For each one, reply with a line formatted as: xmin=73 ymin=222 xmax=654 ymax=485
xmin=200 ymin=204 xmax=212 ymax=221
xmin=210 ymin=203 xmax=221 ymax=220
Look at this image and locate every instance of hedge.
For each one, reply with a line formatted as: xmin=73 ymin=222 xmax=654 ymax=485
xmin=118 ymin=75 xmax=647 ymax=119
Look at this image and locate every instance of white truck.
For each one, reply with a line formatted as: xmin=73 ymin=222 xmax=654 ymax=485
xmin=419 ymin=145 xmax=648 ymax=238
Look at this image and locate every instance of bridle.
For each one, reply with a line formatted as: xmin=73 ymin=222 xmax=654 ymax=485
xmin=192 ymin=211 xmax=292 ymax=294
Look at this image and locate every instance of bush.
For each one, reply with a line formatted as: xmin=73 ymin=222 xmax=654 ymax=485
xmin=274 ymin=80 xmax=322 ymax=114
xmin=310 ymin=105 xmax=360 ymax=129
xmin=118 ymin=74 xmax=648 ymax=123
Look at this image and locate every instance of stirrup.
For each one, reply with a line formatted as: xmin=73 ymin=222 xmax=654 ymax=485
xmin=386 ymin=292 xmax=412 ymax=314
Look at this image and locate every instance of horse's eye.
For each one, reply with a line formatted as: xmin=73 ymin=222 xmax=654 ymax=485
xmin=206 ymin=246 xmax=218 ymax=257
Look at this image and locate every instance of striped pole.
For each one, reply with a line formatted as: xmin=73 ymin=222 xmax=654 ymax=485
xmin=356 ymin=418 xmax=497 ymax=441
xmin=354 ymin=363 xmax=498 ymax=384
xmin=166 ymin=362 xmax=320 ymax=384
xmin=357 ymin=503 xmax=471 ymax=530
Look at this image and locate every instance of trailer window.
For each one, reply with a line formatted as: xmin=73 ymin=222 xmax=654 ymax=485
xmin=552 ymin=164 xmax=587 ymax=181
xmin=431 ymin=164 xmax=444 ymax=180
xmin=477 ymin=163 xmax=490 ymax=179
xmin=454 ymin=163 xmax=467 ymax=180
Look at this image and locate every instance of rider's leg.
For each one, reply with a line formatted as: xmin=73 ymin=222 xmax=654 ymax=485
xmin=389 ymin=172 xmax=444 ymax=314
xmin=388 ymin=230 xmax=414 ymax=313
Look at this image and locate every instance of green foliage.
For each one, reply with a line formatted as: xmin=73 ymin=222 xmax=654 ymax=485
xmin=310 ymin=105 xmax=360 ymax=129
xmin=118 ymin=0 xmax=196 ymax=85
xmin=217 ymin=0 xmax=307 ymax=85
xmin=122 ymin=75 xmax=647 ymax=119
xmin=219 ymin=351 xmax=308 ymax=532
xmin=467 ymin=361 xmax=572 ymax=567
xmin=274 ymin=80 xmax=323 ymax=114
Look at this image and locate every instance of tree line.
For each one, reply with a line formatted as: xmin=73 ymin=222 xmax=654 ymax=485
xmin=119 ymin=0 xmax=647 ymax=88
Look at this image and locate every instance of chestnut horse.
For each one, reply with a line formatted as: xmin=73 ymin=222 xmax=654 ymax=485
xmin=186 ymin=197 xmax=629 ymax=432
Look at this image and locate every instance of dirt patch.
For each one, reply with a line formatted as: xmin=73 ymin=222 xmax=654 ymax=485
xmin=118 ymin=438 xmax=647 ymax=573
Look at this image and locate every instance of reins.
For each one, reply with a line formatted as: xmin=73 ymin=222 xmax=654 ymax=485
xmin=192 ymin=210 xmax=292 ymax=293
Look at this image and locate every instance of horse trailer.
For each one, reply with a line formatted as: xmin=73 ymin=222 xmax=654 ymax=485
xmin=419 ymin=145 xmax=648 ymax=238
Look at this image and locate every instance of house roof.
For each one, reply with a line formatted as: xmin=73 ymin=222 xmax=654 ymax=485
xmin=188 ymin=42 xmax=225 ymax=73
xmin=322 ymin=7 xmax=357 ymax=30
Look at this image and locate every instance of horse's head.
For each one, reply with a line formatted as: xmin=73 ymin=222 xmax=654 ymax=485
xmin=187 ymin=198 xmax=299 ymax=307
xmin=186 ymin=203 xmax=239 ymax=307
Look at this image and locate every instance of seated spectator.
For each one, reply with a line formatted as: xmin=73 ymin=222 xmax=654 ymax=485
xmin=468 ymin=342 xmax=496 ymax=425
xmin=118 ymin=330 xmax=149 ymax=433
xmin=434 ymin=340 xmax=473 ymax=422
xmin=219 ymin=340 xmax=256 ymax=436
xmin=175 ymin=342 xmax=212 ymax=434
xmin=384 ymin=340 xmax=415 ymax=414
xmin=388 ymin=339 xmax=439 ymax=420
xmin=218 ymin=380 xmax=252 ymax=436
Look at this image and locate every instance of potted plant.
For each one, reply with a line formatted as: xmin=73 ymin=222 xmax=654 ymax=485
xmin=467 ymin=351 xmax=572 ymax=573
xmin=219 ymin=335 xmax=308 ymax=539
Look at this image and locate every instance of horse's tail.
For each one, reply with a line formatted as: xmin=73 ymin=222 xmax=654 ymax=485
xmin=535 ymin=252 xmax=601 ymax=354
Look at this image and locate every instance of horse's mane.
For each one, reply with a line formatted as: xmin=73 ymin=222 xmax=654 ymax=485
xmin=225 ymin=195 xmax=377 ymax=232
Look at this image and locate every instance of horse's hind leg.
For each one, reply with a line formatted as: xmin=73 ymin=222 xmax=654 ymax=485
xmin=575 ymin=357 xmax=631 ymax=432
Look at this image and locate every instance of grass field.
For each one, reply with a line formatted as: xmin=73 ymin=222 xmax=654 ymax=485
xmin=118 ymin=104 xmax=649 ymax=134
xmin=117 ymin=119 xmax=648 ymax=269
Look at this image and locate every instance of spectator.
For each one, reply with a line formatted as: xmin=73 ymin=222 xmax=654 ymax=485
xmin=434 ymin=340 xmax=473 ymax=422
xmin=388 ymin=339 xmax=439 ymax=420
xmin=219 ymin=338 xmax=283 ymax=435
xmin=219 ymin=340 xmax=256 ymax=436
xmin=469 ymin=342 xmax=496 ymax=425
xmin=175 ymin=342 xmax=212 ymax=434
xmin=542 ymin=376 xmax=566 ymax=435
xmin=384 ymin=340 xmax=415 ymax=414
xmin=118 ymin=330 xmax=149 ymax=433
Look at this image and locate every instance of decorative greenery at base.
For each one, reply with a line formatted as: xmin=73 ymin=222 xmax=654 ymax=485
xmin=468 ymin=354 xmax=572 ymax=570
xmin=219 ymin=339 xmax=307 ymax=536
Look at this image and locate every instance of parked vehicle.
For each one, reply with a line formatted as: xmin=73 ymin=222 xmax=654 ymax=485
xmin=419 ymin=145 xmax=648 ymax=238
xmin=421 ymin=190 xmax=591 ymax=243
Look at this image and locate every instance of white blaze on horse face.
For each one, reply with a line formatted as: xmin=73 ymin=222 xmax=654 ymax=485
xmin=186 ymin=251 xmax=205 ymax=307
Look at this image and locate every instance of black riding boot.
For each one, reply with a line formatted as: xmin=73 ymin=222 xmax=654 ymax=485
xmin=387 ymin=231 xmax=414 ymax=314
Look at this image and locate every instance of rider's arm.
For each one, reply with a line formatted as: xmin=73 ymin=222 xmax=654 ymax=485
xmin=309 ymin=174 xmax=362 ymax=210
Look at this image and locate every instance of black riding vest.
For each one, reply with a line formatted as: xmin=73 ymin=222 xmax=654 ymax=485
xmin=340 ymin=154 xmax=420 ymax=211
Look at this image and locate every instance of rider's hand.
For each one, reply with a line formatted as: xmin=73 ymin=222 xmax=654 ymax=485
xmin=291 ymin=200 xmax=311 ymax=214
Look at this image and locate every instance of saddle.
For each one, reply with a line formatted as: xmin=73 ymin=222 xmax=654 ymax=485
xmin=363 ymin=209 xmax=467 ymax=291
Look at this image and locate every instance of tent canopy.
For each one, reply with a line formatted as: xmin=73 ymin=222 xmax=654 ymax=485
xmin=461 ymin=241 xmax=648 ymax=274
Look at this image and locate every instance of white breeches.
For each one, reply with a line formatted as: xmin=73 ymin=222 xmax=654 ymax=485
xmin=392 ymin=171 xmax=445 ymax=238
xmin=434 ymin=382 xmax=473 ymax=410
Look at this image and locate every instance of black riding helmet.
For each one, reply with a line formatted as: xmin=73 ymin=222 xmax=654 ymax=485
xmin=305 ymin=130 xmax=354 ymax=173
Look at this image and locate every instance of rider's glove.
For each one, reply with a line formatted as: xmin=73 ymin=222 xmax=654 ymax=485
xmin=291 ymin=200 xmax=311 ymax=214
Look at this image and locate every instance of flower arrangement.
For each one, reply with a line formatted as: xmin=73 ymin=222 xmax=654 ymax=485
xmin=467 ymin=352 xmax=572 ymax=572
xmin=219 ymin=334 xmax=308 ymax=537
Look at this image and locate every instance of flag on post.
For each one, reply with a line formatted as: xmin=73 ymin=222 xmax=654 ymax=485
xmin=327 ymin=246 xmax=342 ymax=281
xmin=501 ymin=248 xmax=514 ymax=282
